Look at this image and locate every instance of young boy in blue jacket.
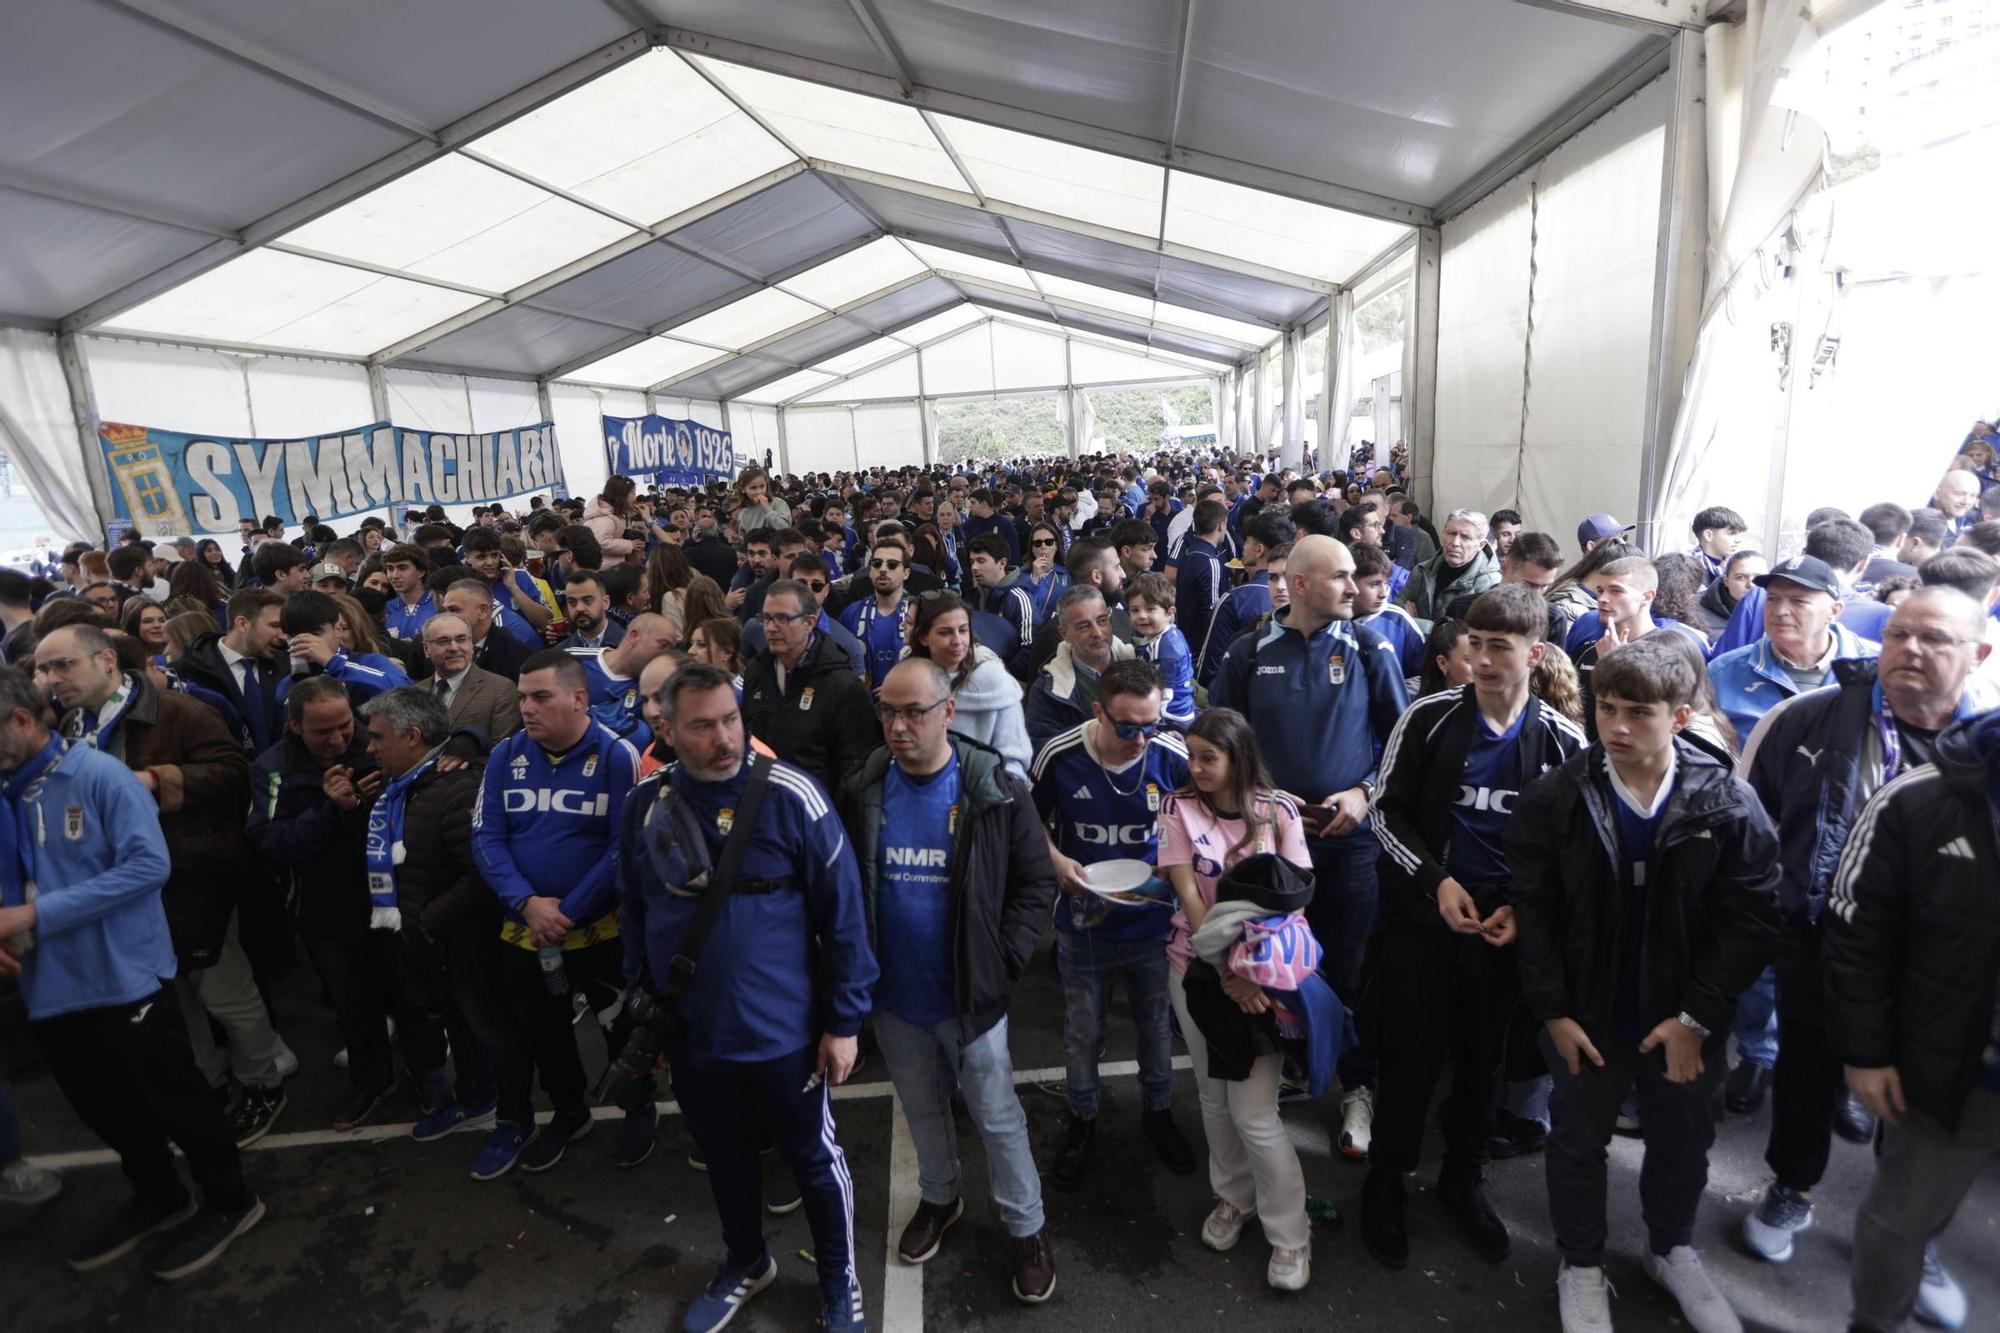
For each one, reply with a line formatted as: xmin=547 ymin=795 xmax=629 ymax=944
xmin=1126 ymin=574 xmax=1195 ymax=728
xmin=1506 ymin=636 xmax=1780 ymax=1333
xmin=0 ymin=665 xmax=262 ymax=1281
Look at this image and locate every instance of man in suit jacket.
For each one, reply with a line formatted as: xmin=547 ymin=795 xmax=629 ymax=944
xmin=442 ymin=578 xmax=533 ymax=682
xmin=420 ymin=613 xmax=521 ymax=743
xmin=173 ymin=588 xmax=289 ymax=754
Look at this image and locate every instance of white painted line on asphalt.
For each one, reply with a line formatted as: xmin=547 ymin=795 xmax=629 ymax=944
xmin=880 ymin=1094 xmax=924 ymax=1333
xmin=24 ymin=1056 xmax=1194 ymax=1171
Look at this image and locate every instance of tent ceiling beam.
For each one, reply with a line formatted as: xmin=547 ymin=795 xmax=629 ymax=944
xmin=1347 ymin=233 xmax=1419 ymax=303
xmin=811 ymin=161 xmax=1337 ymax=295
xmin=645 ymin=272 xmax=937 ymax=394
xmin=1433 ymin=37 xmax=1671 ymax=222
xmin=842 ymin=0 xmax=920 ymax=97
xmin=369 ymin=160 xmax=812 ymax=367
xmin=982 ymin=311 xmax=1230 ymax=378
xmin=59 ymin=30 xmax=653 ymax=334
xmin=657 ymin=27 xmax=1432 ymax=228
xmin=936 ymin=271 xmax=1262 ymax=354
xmin=0 ymin=168 xmax=235 ymax=240
xmin=96 ymin=0 xmax=439 ymax=141
xmin=1505 ymin=0 xmax=1703 ymax=33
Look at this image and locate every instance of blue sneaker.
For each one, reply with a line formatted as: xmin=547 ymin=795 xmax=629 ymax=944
xmin=682 ymin=1252 xmax=776 ymax=1333
xmin=412 ymin=1097 xmax=497 ymax=1144
xmin=519 ymin=1106 xmax=594 ymax=1173
xmin=615 ymin=1102 xmax=659 ymax=1169
xmin=817 ymin=1279 xmax=867 ymax=1332
xmin=469 ymin=1122 xmax=530 ymax=1181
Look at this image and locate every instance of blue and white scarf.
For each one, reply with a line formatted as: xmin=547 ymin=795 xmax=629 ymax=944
xmin=364 ymin=748 xmax=441 ymax=931
xmin=73 ymin=675 xmax=135 ymax=753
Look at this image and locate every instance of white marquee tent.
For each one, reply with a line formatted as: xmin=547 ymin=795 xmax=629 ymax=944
xmin=3 ymin=0 xmax=1971 ymax=555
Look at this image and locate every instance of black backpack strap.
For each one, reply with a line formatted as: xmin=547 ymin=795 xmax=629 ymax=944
xmin=661 ymin=753 xmax=774 ymax=1004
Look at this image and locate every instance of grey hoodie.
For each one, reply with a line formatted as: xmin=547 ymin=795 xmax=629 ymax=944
xmin=947 ymin=645 xmax=1033 ymax=780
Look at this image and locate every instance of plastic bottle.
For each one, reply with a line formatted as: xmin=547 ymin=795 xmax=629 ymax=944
xmin=538 ymin=944 xmax=569 ymax=997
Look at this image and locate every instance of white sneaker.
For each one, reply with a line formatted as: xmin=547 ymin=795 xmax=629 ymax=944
xmin=1643 ymin=1246 xmax=1741 ymax=1333
xmin=0 ymin=1159 xmax=63 ymax=1207
xmin=273 ymin=1044 xmax=299 ymax=1080
xmin=1740 ymin=1183 xmax=1813 ymax=1263
xmin=1200 ymin=1200 xmax=1252 ymax=1252
xmin=1916 ymin=1242 xmax=1968 ymax=1329
xmin=332 ymin=1047 xmax=349 ymax=1070
xmin=1339 ymin=1086 xmax=1374 ymax=1160
xmin=1557 ymin=1261 xmax=1615 ymax=1332
xmin=1267 ymin=1244 xmax=1310 ymax=1291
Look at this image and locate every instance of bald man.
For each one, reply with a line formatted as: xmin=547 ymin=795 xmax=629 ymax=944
xmin=566 ymin=612 xmax=677 ymax=746
xmin=1733 ymin=586 xmax=1989 ymax=1294
xmin=1931 ymin=469 xmax=1982 ymax=537
xmin=1209 ymin=534 xmax=1410 ymax=1158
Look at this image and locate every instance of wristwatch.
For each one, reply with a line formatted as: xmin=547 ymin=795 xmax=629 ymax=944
xmin=1675 ymin=1011 xmax=1711 ymax=1039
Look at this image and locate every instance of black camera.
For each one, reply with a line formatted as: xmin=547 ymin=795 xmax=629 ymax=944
xmin=593 ymin=988 xmax=678 ymax=1112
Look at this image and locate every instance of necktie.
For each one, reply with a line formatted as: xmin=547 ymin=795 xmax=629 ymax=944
xmin=436 ymin=677 xmax=451 ymax=701
xmin=239 ymin=660 xmax=269 ymax=752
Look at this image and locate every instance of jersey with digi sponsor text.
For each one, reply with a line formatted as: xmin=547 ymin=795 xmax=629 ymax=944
xmin=1031 ymin=725 xmax=1189 ymax=941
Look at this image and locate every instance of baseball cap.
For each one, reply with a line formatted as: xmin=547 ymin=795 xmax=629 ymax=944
xmin=309 ymin=561 xmax=348 ymax=584
xmin=1753 ymin=555 xmax=1842 ymax=598
xmin=1577 ymin=513 xmax=1636 ymax=546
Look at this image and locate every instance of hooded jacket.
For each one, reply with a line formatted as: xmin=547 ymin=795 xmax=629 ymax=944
xmin=1707 ymin=625 xmax=1882 ymax=742
xmin=841 ymin=735 xmax=1056 ymax=1041
xmin=740 ymin=627 xmax=881 ymax=797
xmin=376 ymin=751 xmax=494 ymax=946
xmin=583 ymin=496 xmax=636 ymax=559
xmin=1403 ymin=544 xmax=1501 ymax=630
xmin=1505 ymin=738 xmax=1782 ymax=1046
xmin=1023 ymin=639 xmax=1135 ymax=755
xmin=943 ymin=645 xmax=1033 ymax=780
xmin=243 ymin=729 xmax=372 ymax=940
xmin=1823 ymin=712 xmax=2000 ymax=1131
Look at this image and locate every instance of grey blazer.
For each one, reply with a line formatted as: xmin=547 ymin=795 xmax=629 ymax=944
xmin=441 ymin=665 xmax=521 ymax=743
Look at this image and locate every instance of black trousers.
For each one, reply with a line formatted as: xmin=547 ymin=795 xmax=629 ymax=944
xmin=493 ymin=936 xmax=629 ymax=1123
xmin=1541 ymin=1025 xmax=1726 ymax=1266
xmin=1367 ymin=925 xmax=1521 ymax=1175
xmin=1765 ymin=916 xmax=1848 ymax=1191
xmin=302 ymin=931 xmax=428 ymax=1098
xmin=34 ymin=986 xmax=249 ymax=1213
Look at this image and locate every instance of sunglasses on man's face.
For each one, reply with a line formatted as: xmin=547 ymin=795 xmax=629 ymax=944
xmin=802 ymin=579 xmax=828 ymax=593
xmin=870 ymin=559 xmax=904 ymax=571
xmin=1108 ymin=719 xmax=1158 ymax=741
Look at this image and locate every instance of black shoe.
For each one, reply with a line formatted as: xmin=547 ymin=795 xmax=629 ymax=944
xmin=1833 ymin=1087 xmax=1877 ymax=1144
xmin=67 ymin=1194 xmax=197 ymax=1271
xmin=333 ymin=1083 xmax=394 ymax=1132
xmin=1725 ymin=1061 xmax=1771 ymax=1115
xmin=1142 ymin=1108 xmax=1195 ymax=1175
xmin=226 ymin=1085 xmax=286 ymax=1147
xmin=151 ymin=1195 xmax=266 ymax=1281
xmin=1360 ymin=1168 xmax=1408 ymax=1270
xmin=1437 ymin=1167 xmax=1509 ymax=1262
xmin=1484 ymin=1110 xmax=1547 ymax=1160
xmin=1052 ymin=1113 xmax=1095 ymax=1189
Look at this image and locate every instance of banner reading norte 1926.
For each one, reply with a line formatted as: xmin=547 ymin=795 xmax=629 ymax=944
xmin=98 ymin=420 xmax=565 ymax=536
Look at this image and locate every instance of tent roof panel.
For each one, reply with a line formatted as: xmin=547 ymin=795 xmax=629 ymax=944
xmin=735 ymin=368 xmax=836 ymax=404
xmin=100 ymin=248 xmax=486 ymax=356
xmin=166 ymin=0 xmax=635 ymax=130
xmin=812 ymin=337 xmax=912 ymax=377
xmin=888 ymin=306 xmax=984 ymax=345
xmin=468 ymin=50 xmax=795 ymax=225
xmin=779 ymin=237 xmax=929 ymax=307
xmin=929 ymin=114 xmax=1165 ymax=237
xmin=637 ymin=0 xmax=892 ymax=78
xmin=527 ymin=241 xmax=747 ymax=333
xmin=0 ymin=0 xmax=416 ymax=231
xmin=691 ymin=56 xmax=971 ymax=192
xmin=396 ymin=304 xmax=632 ymax=379
xmin=1177 ymin=0 xmax=1653 ymax=207
xmin=568 ymin=337 xmax=726 ymax=391
xmin=0 ymin=187 xmax=213 ymax=322
xmin=667 ymin=170 xmax=874 ymax=279
xmin=279 ymin=153 xmax=637 ymax=294
xmin=669 ymin=287 xmax=822 ymax=350
xmin=1164 ymin=171 xmax=1411 ymax=285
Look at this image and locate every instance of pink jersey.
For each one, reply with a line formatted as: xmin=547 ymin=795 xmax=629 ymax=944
xmin=1158 ymin=790 xmax=1309 ymax=978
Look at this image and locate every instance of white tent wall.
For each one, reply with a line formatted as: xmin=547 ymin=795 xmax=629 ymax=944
xmin=0 ymin=330 xmax=98 ymax=544
xmin=1432 ymin=77 xmax=1669 ymax=541
xmin=784 ymin=406 xmax=860 ymax=475
xmin=852 ymin=403 xmax=925 ymax=469
xmin=733 ymin=405 xmax=782 ymax=472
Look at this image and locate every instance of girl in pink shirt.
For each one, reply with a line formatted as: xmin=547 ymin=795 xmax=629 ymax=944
xmin=1157 ymin=707 xmax=1313 ymax=1291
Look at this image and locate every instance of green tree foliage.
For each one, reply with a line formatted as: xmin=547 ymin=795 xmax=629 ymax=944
xmin=1089 ymin=384 xmax=1215 ymax=453
xmin=937 ymin=395 xmax=1065 ymax=463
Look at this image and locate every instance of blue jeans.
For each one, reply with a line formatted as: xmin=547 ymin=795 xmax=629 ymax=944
xmin=0 ymin=1075 xmax=20 ymax=1163
xmin=875 ymin=1012 xmax=1044 ymax=1237
xmin=1055 ymin=931 xmax=1174 ymax=1119
xmin=1307 ymin=830 xmax=1380 ymax=1086
xmin=1734 ymin=966 xmax=1779 ymax=1069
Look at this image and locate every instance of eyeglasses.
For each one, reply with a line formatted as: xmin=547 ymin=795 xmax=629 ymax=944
xmin=870 ymin=559 xmax=904 ymax=571
xmin=425 ymin=633 xmax=473 ymax=648
xmin=763 ymin=608 xmax=814 ymax=627
xmin=1108 ymin=719 xmax=1158 ymax=741
xmin=1881 ymin=627 xmax=1976 ymax=650
xmin=876 ymin=698 xmax=949 ymax=725
xmin=1030 ymin=537 xmax=1058 ymax=548
xmin=33 ymin=656 xmax=84 ymax=675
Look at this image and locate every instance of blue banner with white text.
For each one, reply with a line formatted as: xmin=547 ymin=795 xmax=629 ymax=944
xmin=602 ymin=414 xmax=735 ymax=489
xmin=97 ymin=420 xmax=565 ymax=537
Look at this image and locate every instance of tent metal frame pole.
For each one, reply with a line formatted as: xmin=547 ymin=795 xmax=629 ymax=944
xmin=536 ymin=378 xmax=565 ymax=499
xmin=775 ymin=406 xmax=791 ymax=477
xmin=1319 ymin=296 xmax=1338 ymax=470
xmin=1635 ymin=27 xmax=1708 ymax=551
xmin=365 ymin=364 xmax=399 ymax=529
xmin=1504 ymin=0 xmax=1701 ymax=33
xmin=1405 ymin=226 xmax=1442 ymax=517
xmin=56 ymin=333 xmax=117 ymax=540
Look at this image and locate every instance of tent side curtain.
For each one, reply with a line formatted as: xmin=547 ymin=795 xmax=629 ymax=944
xmin=1432 ymin=75 xmax=1668 ymax=545
xmin=0 ymin=330 xmax=99 ymax=545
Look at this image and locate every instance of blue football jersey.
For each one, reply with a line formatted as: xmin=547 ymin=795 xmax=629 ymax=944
xmin=1031 ymin=724 xmax=1189 ymax=941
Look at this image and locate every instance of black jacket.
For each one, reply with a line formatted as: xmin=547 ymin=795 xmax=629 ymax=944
xmin=1823 ymin=713 xmax=2000 ymax=1131
xmin=243 ymin=731 xmax=372 ymax=940
xmin=366 ymin=753 xmax=495 ymax=945
xmin=1505 ymin=739 xmax=1782 ymax=1045
xmin=1371 ymin=687 xmax=1588 ymax=927
xmin=741 ymin=630 xmax=880 ymax=796
xmin=175 ymin=631 xmax=285 ymax=753
xmin=841 ymin=735 xmax=1057 ymax=1040
xmin=684 ymin=534 xmax=740 ymax=588
xmin=1739 ymin=658 xmax=1904 ymax=919
xmin=474 ymin=627 xmax=535 ymax=682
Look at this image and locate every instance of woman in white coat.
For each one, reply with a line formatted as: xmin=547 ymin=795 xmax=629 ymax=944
xmin=905 ymin=591 xmax=1032 ymax=780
